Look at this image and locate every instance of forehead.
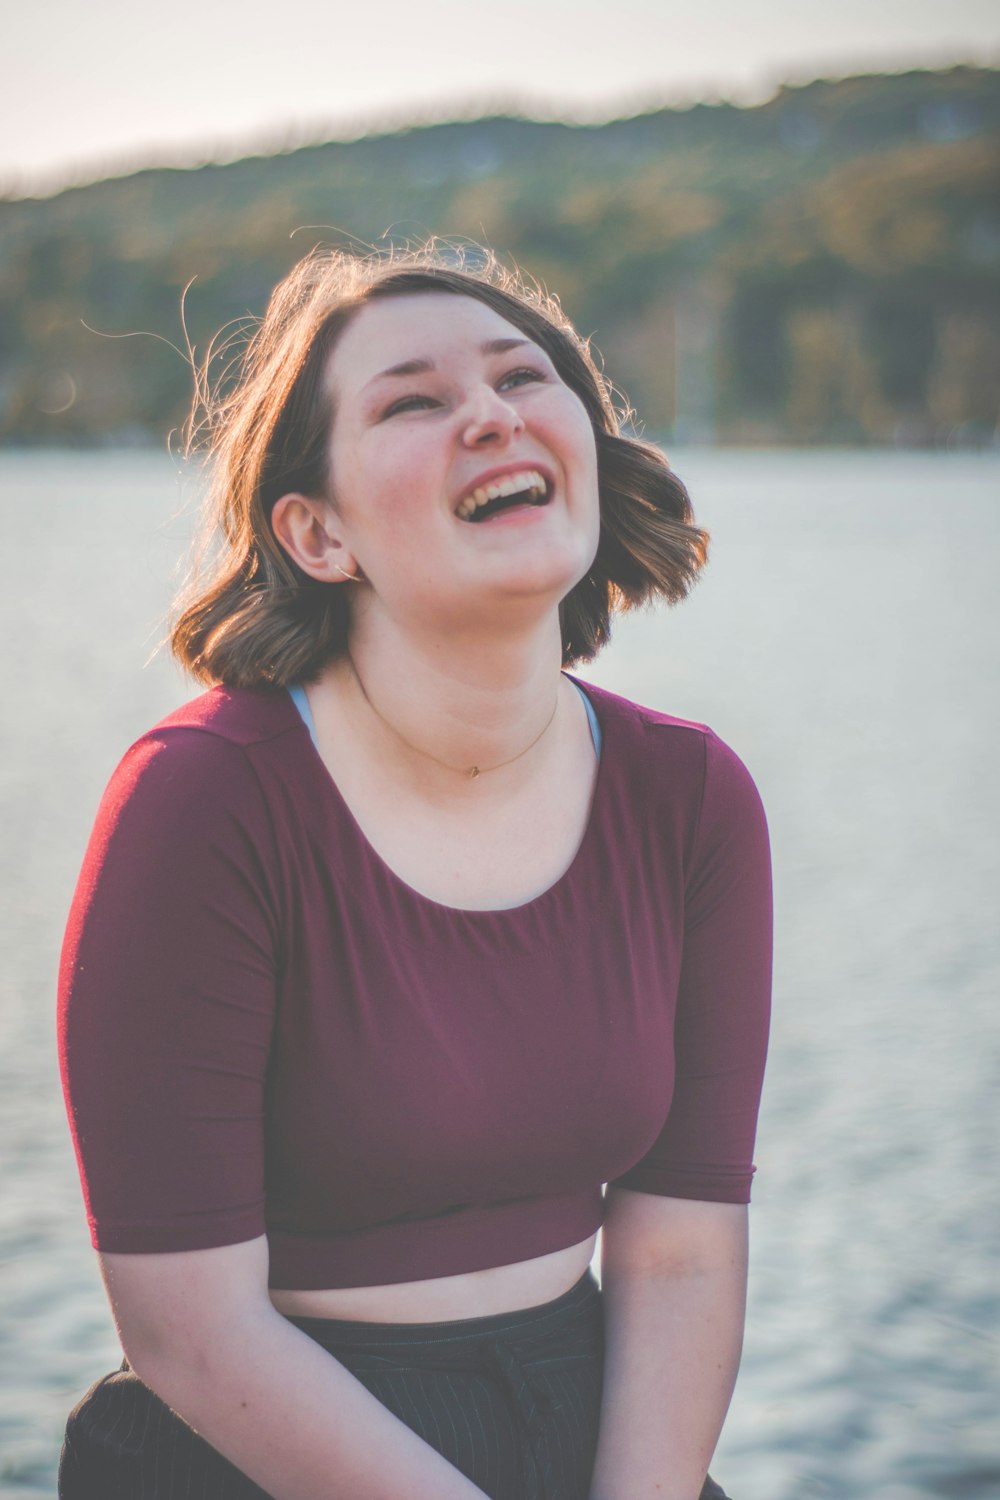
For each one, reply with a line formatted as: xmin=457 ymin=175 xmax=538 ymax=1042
xmin=327 ymin=291 xmax=533 ymax=398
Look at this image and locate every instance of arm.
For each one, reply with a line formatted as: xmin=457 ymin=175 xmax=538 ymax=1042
xmin=102 ymin=1236 xmax=489 ymax=1500
xmin=588 ymin=1189 xmax=747 ymax=1500
xmin=59 ymin=728 xmax=486 ymax=1497
xmin=594 ymin=729 xmax=772 ymax=1498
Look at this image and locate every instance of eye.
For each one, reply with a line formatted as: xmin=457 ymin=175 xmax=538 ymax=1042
xmin=381 ymin=393 xmax=441 ymax=419
xmin=498 ymin=366 xmax=547 ymax=391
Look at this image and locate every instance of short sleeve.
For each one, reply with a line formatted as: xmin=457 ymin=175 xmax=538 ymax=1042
xmin=611 ymin=729 xmax=773 ymax=1204
xmin=58 ymin=728 xmax=282 ymax=1254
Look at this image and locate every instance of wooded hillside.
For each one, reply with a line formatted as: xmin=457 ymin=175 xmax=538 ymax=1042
xmin=1 ymin=65 xmax=997 ymax=446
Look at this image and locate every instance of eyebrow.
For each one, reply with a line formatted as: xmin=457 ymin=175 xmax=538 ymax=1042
xmin=363 ymin=337 xmax=534 ymax=390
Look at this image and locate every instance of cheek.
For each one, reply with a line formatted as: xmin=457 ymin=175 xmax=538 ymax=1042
xmin=573 ymin=421 xmax=601 ymax=505
xmin=560 ymin=397 xmax=600 ymax=474
xmin=328 ymin=442 xmax=402 ymax=528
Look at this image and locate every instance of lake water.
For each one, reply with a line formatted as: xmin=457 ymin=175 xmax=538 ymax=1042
xmin=1 ymin=448 xmax=997 ymax=1499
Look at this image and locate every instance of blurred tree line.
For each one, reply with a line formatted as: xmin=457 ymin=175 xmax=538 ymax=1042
xmin=1 ymin=65 xmax=997 ymax=447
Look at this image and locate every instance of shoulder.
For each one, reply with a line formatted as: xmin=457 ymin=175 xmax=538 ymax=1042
xmin=96 ymin=685 xmax=300 ymax=840
xmin=151 ymin=683 xmax=299 ymax=747
xmin=120 ymin=684 xmax=298 ymax=780
xmin=576 ymin=675 xmax=761 ymax=797
xmin=67 ymin=689 xmax=295 ymax=941
xmin=574 ymin=673 xmax=710 ymax=754
xmin=576 ymin=676 xmax=768 ymax=858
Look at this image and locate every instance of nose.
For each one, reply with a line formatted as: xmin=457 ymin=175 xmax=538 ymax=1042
xmin=460 ymin=383 xmax=525 ymax=446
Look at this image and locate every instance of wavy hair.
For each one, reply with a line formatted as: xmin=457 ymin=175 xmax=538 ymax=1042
xmin=171 ymin=244 xmax=709 ymax=686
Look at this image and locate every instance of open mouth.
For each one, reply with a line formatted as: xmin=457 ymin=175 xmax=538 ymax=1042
xmin=456 ymin=468 xmax=551 ymax=523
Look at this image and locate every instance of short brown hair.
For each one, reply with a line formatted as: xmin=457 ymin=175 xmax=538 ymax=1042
xmin=171 ymin=244 xmax=709 ymax=686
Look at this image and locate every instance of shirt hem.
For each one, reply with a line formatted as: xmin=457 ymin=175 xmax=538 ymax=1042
xmin=266 ymin=1193 xmax=606 ymax=1290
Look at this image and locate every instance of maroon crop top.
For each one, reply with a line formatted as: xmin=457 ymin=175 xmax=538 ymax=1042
xmin=58 ymin=677 xmax=772 ymax=1290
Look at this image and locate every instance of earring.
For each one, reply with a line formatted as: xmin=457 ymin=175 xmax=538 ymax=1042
xmin=334 ymin=563 xmax=363 ymax=582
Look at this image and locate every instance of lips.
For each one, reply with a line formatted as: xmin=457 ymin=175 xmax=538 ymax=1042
xmin=455 ymin=467 xmax=552 ymax=522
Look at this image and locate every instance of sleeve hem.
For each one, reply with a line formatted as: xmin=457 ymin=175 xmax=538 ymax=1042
xmin=90 ymin=1211 xmax=266 ymax=1256
xmin=608 ymin=1169 xmax=755 ymax=1205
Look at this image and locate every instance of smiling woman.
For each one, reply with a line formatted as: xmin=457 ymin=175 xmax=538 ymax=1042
xmin=57 ymin=244 xmax=772 ymax=1500
xmin=170 ymin=248 xmax=706 ymax=687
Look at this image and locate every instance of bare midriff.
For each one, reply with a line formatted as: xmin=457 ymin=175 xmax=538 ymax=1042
xmin=268 ymin=1233 xmax=598 ymax=1323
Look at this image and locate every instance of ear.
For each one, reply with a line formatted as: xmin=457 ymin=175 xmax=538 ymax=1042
xmin=270 ymin=493 xmax=360 ymax=584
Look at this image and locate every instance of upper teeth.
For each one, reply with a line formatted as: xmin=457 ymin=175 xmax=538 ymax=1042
xmin=456 ymin=469 xmax=548 ymax=520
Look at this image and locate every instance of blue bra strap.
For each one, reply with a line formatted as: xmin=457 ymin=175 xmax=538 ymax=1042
xmin=571 ymin=680 xmax=603 ymax=759
xmin=288 ymin=683 xmax=319 ymax=749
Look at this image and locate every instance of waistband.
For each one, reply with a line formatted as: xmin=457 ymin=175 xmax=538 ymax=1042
xmin=285 ymin=1267 xmax=600 ymax=1351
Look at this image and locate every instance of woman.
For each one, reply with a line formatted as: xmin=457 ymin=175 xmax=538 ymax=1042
xmin=58 ymin=245 xmax=772 ymax=1500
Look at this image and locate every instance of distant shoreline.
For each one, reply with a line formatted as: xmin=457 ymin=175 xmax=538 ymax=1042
xmin=2 ymin=66 xmax=998 ymax=450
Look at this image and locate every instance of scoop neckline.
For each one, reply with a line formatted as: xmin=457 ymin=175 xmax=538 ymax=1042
xmin=287 ymin=672 xmax=612 ymax=922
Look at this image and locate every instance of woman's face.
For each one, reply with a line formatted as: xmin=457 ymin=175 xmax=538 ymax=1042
xmin=322 ymin=291 xmax=601 ymax=638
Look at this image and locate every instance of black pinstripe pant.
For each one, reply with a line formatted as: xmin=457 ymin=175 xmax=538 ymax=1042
xmin=59 ymin=1271 xmax=731 ymax=1499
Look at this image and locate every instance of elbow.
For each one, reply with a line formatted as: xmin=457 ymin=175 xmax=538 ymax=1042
xmin=119 ymin=1302 xmax=280 ymax=1418
xmin=98 ymin=1238 xmax=276 ymax=1402
xmin=114 ymin=1307 xmax=216 ymax=1398
xmin=122 ymin=1336 xmax=197 ymax=1401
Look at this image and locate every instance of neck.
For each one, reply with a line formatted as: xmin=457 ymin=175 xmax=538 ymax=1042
xmin=326 ymin=612 xmax=567 ymax=788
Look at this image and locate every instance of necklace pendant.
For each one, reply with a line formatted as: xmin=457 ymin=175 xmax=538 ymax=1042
xmin=469 ymin=766 xmax=480 ymax=779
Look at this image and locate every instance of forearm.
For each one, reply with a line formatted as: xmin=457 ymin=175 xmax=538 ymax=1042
xmin=130 ymin=1303 xmax=488 ymax=1500
xmin=589 ymin=1197 xmax=748 ymax=1500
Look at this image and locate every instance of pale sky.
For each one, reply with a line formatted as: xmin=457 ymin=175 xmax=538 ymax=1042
xmin=3 ymin=0 xmax=998 ymax=194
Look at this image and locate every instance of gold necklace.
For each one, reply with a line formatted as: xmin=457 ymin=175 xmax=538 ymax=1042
xmin=347 ymin=656 xmax=560 ymax=779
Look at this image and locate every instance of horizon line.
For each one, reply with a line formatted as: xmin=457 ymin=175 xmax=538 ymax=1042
xmin=2 ymin=53 xmax=996 ymax=205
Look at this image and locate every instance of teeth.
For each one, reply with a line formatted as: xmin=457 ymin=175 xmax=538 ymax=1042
xmin=456 ymin=469 xmax=548 ymax=520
